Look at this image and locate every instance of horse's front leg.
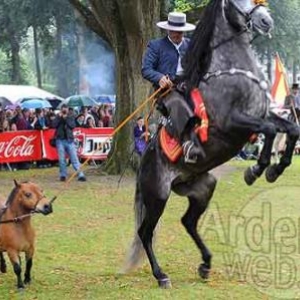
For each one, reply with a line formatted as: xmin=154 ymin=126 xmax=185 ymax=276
xmin=265 ymin=112 xmax=300 ymax=183
xmin=24 ymin=246 xmax=34 ymax=285
xmin=229 ymin=111 xmax=277 ymax=185
xmin=0 ymin=252 xmax=7 ymax=273
xmin=7 ymin=249 xmax=24 ymax=289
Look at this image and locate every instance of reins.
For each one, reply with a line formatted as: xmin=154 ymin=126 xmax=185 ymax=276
xmin=211 ymin=27 xmax=248 ymax=50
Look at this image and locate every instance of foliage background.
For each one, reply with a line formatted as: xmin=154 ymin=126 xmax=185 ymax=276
xmin=1 ymin=0 xmax=299 ymax=96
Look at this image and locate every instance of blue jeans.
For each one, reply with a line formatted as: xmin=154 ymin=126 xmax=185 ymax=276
xmin=56 ymin=139 xmax=85 ymax=178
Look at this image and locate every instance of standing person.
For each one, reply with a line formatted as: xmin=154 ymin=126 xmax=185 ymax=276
xmin=90 ymin=106 xmax=100 ymax=126
xmin=32 ymin=109 xmax=49 ymax=168
xmin=85 ymin=117 xmax=95 ymax=128
xmin=141 ymin=12 xmax=205 ymax=163
xmin=82 ymin=107 xmax=95 ymax=126
xmin=52 ymin=104 xmax=86 ymax=182
xmin=32 ymin=108 xmax=48 ymax=130
xmin=134 ymin=117 xmax=149 ymax=156
xmin=14 ymin=108 xmax=33 ymax=130
xmin=75 ymin=114 xmax=85 ymax=127
xmin=0 ymin=103 xmax=4 ymax=132
xmin=12 ymin=107 xmax=33 ymax=170
xmin=284 ymin=83 xmax=300 ymax=121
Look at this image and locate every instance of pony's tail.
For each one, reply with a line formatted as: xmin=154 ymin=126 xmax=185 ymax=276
xmin=121 ymin=181 xmax=146 ymax=273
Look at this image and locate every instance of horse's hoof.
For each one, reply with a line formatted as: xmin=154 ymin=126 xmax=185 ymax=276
xmin=17 ymin=285 xmax=25 ymax=291
xmin=265 ymin=165 xmax=279 ymax=183
xmin=244 ymin=167 xmax=257 ymax=186
xmin=0 ymin=266 xmax=7 ymax=273
xmin=24 ymin=278 xmax=31 ymax=285
xmin=158 ymin=278 xmax=172 ymax=289
xmin=198 ymin=263 xmax=210 ymax=280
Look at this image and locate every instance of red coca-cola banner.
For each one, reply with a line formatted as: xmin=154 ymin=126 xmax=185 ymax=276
xmin=41 ymin=129 xmax=59 ymax=161
xmin=0 ymin=128 xmax=114 ymax=163
xmin=0 ymin=131 xmax=42 ymax=163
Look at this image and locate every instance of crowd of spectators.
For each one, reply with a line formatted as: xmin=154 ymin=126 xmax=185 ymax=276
xmin=0 ymin=103 xmax=114 ymax=171
xmin=0 ymin=103 xmax=114 ymax=133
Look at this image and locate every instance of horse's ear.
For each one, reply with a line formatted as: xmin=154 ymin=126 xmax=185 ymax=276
xmin=14 ymin=179 xmax=20 ymax=187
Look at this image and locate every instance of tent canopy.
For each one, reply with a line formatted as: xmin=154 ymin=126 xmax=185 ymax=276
xmin=0 ymin=85 xmax=64 ymax=104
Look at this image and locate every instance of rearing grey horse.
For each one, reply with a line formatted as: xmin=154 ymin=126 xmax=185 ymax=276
xmin=124 ymin=0 xmax=300 ymax=288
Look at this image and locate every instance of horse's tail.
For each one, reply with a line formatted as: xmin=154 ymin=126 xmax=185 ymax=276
xmin=121 ymin=179 xmax=146 ymax=273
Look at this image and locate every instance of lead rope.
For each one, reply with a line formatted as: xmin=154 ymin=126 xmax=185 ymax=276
xmin=0 ymin=88 xmax=167 ymax=225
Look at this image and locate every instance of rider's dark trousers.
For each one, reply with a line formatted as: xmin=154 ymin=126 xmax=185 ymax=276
xmin=160 ymin=90 xmax=195 ymax=140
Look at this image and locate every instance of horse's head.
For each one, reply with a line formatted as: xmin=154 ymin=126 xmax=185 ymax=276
xmin=12 ymin=180 xmax=53 ymax=215
xmin=227 ymin=0 xmax=274 ymax=35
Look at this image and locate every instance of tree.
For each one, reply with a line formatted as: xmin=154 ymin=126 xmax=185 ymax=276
xmin=0 ymin=0 xmax=29 ymax=84
xmin=69 ymin=0 xmax=168 ymax=173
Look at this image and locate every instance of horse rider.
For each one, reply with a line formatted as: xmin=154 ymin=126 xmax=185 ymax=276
xmin=284 ymin=83 xmax=300 ymax=122
xmin=141 ymin=12 xmax=205 ymax=163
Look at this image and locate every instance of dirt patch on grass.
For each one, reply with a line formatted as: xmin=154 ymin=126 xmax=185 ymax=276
xmin=210 ymin=163 xmax=237 ymax=179
xmin=0 ymin=162 xmax=236 ymax=198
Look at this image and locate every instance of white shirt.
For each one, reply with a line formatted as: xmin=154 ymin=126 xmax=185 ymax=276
xmin=295 ymin=94 xmax=300 ymax=109
xmin=168 ymin=36 xmax=184 ymax=76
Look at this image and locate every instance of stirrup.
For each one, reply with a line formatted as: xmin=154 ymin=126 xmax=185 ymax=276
xmin=182 ymin=141 xmax=197 ymax=164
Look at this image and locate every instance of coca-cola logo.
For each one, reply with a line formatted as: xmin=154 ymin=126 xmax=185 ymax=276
xmin=0 ymin=135 xmax=36 ymax=158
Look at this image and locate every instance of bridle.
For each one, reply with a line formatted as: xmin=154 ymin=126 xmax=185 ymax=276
xmin=0 ymin=193 xmax=49 ymax=225
xmin=204 ymin=0 xmax=272 ymax=104
xmin=227 ymin=0 xmax=267 ymax=22
xmin=213 ymin=0 xmax=268 ymax=50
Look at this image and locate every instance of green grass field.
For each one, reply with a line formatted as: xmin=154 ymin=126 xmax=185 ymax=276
xmin=1 ymin=157 xmax=300 ymax=299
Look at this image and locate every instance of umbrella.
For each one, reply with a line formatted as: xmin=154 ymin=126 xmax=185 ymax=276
xmin=20 ymin=99 xmax=52 ymax=109
xmin=5 ymin=104 xmax=18 ymax=110
xmin=0 ymin=97 xmax=13 ymax=108
xmin=95 ymin=95 xmax=116 ymax=105
xmin=63 ymin=95 xmax=97 ymax=107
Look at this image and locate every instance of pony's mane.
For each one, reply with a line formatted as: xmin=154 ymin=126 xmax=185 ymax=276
xmin=183 ymin=0 xmax=221 ymax=87
xmin=5 ymin=181 xmax=29 ymax=206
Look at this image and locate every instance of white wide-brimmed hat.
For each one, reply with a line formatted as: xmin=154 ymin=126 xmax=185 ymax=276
xmin=157 ymin=12 xmax=196 ymax=32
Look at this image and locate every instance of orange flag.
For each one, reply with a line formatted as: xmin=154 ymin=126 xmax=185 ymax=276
xmin=271 ymin=53 xmax=290 ymax=107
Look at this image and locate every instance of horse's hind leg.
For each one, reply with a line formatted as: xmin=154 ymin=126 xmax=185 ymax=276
xmin=0 ymin=252 xmax=7 ymax=273
xmin=138 ymin=197 xmax=171 ymax=288
xmin=24 ymin=246 xmax=34 ymax=284
xmin=173 ymin=173 xmax=217 ymax=280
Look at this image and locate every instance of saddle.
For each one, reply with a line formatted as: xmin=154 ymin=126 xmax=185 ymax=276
xmin=159 ymin=88 xmax=209 ymax=163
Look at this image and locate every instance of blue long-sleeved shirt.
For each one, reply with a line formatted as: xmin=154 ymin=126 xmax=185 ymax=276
xmin=141 ymin=36 xmax=190 ymax=87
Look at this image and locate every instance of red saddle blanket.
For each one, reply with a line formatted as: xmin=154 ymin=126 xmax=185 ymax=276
xmin=160 ymin=127 xmax=183 ymax=162
xmin=159 ymin=88 xmax=209 ymax=163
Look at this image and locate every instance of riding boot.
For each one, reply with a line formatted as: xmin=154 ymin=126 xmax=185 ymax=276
xmin=182 ymin=131 xmax=206 ymax=164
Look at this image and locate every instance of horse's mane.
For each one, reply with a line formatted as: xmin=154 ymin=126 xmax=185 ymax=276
xmin=5 ymin=181 xmax=29 ymax=206
xmin=183 ymin=0 xmax=221 ymax=87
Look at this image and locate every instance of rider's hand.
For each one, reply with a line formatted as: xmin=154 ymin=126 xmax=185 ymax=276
xmin=159 ymin=75 xmax=173 ymax=89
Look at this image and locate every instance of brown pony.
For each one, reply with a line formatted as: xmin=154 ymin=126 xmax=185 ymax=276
xmin=0 ymin=180 xmax=53 ymax=289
